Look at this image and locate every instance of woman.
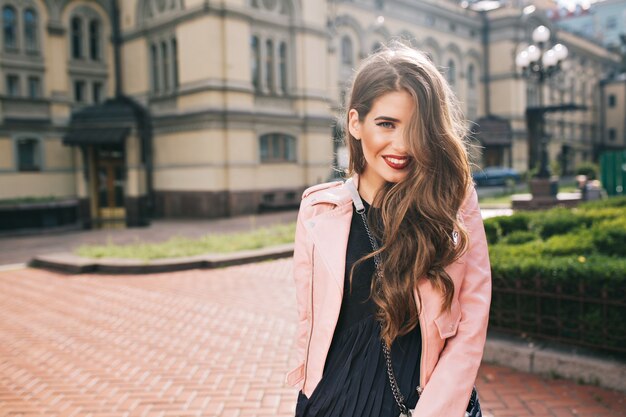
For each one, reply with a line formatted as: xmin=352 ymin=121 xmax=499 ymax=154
xmin=286 ymin=43 xmax=491 ymax=417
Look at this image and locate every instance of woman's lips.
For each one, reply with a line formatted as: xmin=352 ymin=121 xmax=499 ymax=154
xmin=383 ymin=155 xmax=410 ymax=170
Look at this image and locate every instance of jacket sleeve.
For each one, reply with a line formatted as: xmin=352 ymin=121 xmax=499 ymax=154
xmin=413 ymin=187 xmax=492 ymax=417
xmin=285 ymin=202 xmax=313 ymax=388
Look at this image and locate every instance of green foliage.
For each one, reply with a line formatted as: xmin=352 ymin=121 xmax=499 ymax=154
xmin=497 ymin=212 xmax=533 ymax=236
xmin=543 ymin=230 xmax=595 ymax=256
xmin=483 ymin=218 xmax=500 ymax=245
xmin=489 ymin=196 xmax=626 ymax=353
xmin=575 ymin=162 xmax=599 ymax=180
xmin=530 ymin=208 xmax=587 ymax=239
xmin=591 ymin=217 xmax=626 ymax=257
xmin=501 ymin=230 xmax=539 ymax=245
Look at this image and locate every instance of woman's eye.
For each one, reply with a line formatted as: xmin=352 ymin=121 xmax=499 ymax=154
xmin=377 ymin=121 xmax=395 ymax=129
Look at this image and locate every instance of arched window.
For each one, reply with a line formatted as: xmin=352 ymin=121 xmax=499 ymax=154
xmin=251 ymin=36 xmax=260 ymax=91
xmin=24 ymin=8 xmax=37 ymax=52
xmin=71 ymin=16 xmax=83 ymax=59
xmin=260 ymin=133 xmax=296 ymax=163
xmin=467 ymin=63 xmax=475 ymax=88
xmin=447 ymin=60 xmax=456 ymax=86
xmin=279 ymin=42 xmax=287 ymax=94
xmin=3 ymin=6 xmax=17 ymax=50
xmin=341 ymin=36 xmax=353 ymax=66
xmin=89 ymin=19 xmax=100 ymax=60
xmin=266 ymin=39 xmax=274 ymax=92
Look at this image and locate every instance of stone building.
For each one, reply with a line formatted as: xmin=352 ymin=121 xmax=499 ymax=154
xmin=0 ymin=0 xmax=622 ymax=231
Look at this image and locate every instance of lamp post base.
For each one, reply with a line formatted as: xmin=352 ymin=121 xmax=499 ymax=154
xmin=529 ymin=177 xmax=559 ymax=199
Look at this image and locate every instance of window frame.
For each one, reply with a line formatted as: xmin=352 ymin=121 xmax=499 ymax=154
xmin=3 ymin=5 xmax=18 ymax=51
xmin=6 ymin=74 xmax=20 ymax=97
xmin=27 ymin=75 xmax=41 ymax=99
xmin=14 ymin=136 xmax=43 ymax=172
xmin=23 ymin=7 xmax=38 ymax=53
xmin=608 ymin=94 xmax=616 ymax=108
xmin=71 ymin=15 xmax=83 ymax=59
xmin=259 ymin=133 xmax=297 ymax=163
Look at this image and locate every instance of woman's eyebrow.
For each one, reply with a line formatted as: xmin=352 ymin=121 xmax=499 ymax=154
xmin=374 ymin=116 xmax=401 ymax=123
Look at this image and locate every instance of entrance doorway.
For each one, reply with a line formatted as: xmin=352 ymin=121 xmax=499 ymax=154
xmin=95 ymin=146 xmax=126 ymax=229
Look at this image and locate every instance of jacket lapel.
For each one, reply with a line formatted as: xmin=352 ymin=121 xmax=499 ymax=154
xmin=305 ymin=201 xmax=352 ymax=293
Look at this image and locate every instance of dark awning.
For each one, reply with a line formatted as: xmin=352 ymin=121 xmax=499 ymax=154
xmin=63 ymin=127 xmax=130 ymax=146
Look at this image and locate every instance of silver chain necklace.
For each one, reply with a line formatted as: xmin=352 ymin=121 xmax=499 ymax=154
xmin=355 ymin=203 xmax=414 ymax=417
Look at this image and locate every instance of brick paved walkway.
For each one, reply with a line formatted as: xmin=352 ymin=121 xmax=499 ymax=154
xmin=0 ymin=261 xmax=624 ymax=417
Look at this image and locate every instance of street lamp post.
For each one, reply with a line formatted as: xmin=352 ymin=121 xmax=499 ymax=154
xmin=516 ymin=26 xmax=568 ymax=184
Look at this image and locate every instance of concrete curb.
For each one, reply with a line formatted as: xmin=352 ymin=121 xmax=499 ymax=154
xmin=30 ymin=243 xmax=295 ymax=274
xmin=483 ymin=331 xmax=626 ymax=393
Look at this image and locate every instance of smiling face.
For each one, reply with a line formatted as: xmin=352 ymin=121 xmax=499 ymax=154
xmin=348 ymin=89 xmax=416 ymax=201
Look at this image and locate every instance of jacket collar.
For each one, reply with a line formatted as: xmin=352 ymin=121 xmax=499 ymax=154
xmin=303 ymin=174 xmax=360 ymax=292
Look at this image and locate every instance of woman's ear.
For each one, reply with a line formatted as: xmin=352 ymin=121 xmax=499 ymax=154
xmin=348 ymin=109 xmax=361 ymax=140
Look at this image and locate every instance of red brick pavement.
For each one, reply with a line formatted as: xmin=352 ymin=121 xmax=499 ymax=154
xmin=0 ymin=260 xmax=624 ymax=417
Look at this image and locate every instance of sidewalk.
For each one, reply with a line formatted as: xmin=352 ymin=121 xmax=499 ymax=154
xmin=0 ymin=208 xmax=511 ymax=267
xmin=0 ymin=260 xmax=624 ymax=417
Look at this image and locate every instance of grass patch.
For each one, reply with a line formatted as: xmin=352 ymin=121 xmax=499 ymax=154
xmin=76 ymin=222 xmax=296 ymax=260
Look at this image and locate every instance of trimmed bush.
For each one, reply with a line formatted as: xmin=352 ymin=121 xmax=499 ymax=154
xmin=487 ymin=196 xmax=626 ymax=354
xmin=496 ymin=212 xmax=533 ymax=236
xmin=543 ymin=230 xmax=595 ymax=256
xmin=531 ymin=208 xmax=587 ymax=239
xmin=501 ymin=230 xmax=539 ymax=245
xmin=483 ymin=218 xmax=500 ymax=245
xmin=592 ymin=217 xmax=626 ymax=257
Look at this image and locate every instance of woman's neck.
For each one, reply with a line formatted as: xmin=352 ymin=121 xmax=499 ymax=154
xmin=358 ymin=170 xmax=384 ymax=206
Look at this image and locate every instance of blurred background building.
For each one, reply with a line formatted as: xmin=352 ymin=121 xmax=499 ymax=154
xmin=0 ymin=0 xmax=624 ymax=231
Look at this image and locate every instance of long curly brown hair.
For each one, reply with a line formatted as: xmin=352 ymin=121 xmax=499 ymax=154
xmin=345 ymin=42 xmax=474 ymax=347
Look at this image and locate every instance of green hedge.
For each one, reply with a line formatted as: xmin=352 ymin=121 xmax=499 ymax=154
xmin=486 ymin=196 xmax=626 ymax=354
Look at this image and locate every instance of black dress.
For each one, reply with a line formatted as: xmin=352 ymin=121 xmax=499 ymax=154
xmin=295 ymin=199 xmax=422 ymax=417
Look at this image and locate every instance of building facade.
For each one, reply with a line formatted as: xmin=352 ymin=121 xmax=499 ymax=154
xmin=0 ymin=0 xmax=623 ymax=231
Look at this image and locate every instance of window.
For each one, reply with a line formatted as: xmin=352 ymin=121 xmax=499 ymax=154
xmin=92 ymin=82 xmax=103 ymax=103
xmin=251 ymin=36 xmax=260 ymax=91
xmin=608 ymin=128 xmax=617 ymax=141
xmin=279 ymin=42 xmax=287 ymax=94
xmin=161 ymin=41 xmax=169 ymax=91
xmin=17 ymin=138 xmax=41 ymax=171
xmin=259 ymin=133 xmax=296 ymax=162
xmin=341 ymin=36 xmax=353 ymax=66
xmin=24 ymin=8 xmax=37 ymax=52
xmin=74 ymin=80 xmax=85 ymax=102
xmin=606 ymin=16 xmax=617 ymax=30
xmin=7 ymin=74 xmax=20 ymax=96
xmin=371 ymin=41 xmax=383 ymax=54
xmin=266 ymin=40 xmax=274 ymax=92
xmin=71 ymin=17 xmax=83 ymax=59
xmin=467 ymin=64 xmax=475 ymax=88
xmin=172 ymin=38 xmax=178 ymax=88
xmin=608 ymin=94 xmax=616 ymax=108
xmin=89 ymin=19 xmax=100 ymax=60
xmin=3 ymin=6 xmax=17 ymax=50
xmin=151 ymin=43 xmax=159 ymax=92
xmin=447 ymin=60 xmax=456 ymax=86
xmin=28 ymin=76 xmax=40 ymax=99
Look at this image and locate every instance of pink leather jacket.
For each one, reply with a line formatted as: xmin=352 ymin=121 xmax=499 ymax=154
xmin=285 ymin=175 xmax=491 ymax=417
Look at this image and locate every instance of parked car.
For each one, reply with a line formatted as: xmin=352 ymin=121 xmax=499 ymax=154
xmin=472 ymin=166 xmax=522 ymax=187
